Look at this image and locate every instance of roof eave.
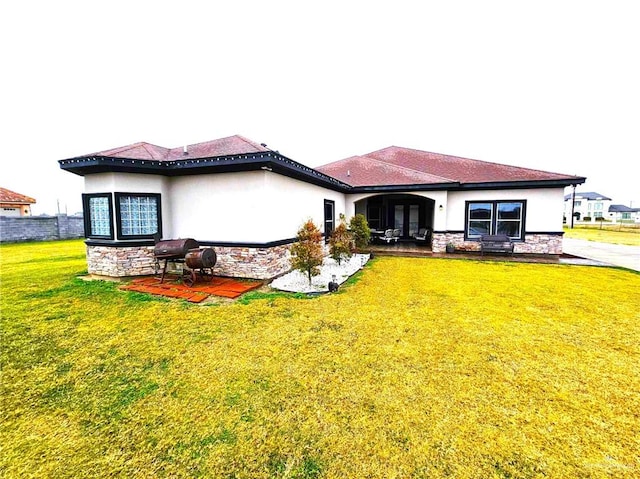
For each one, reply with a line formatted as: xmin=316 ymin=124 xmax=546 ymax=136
xmin=59 ymin=152 xmax=351 ymax=192
xmin=455 ymin=177 xmax=587 ymax=190
xmin=349 ymin=182 xmax=459 ymax=193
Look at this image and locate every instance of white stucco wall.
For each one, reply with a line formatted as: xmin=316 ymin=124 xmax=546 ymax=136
xmin=84 ymin=171 xmax=344 ymax=243
xmin=83 ymin=171 xmax=566 ymax=244
xmin=169 ymin=171 xmax=344 ymax=243
xmin=447 ymin=187 xmax=565 ymax=232
xmin=263 ymin=172 xmax=345 ymax=240
xmin=84 ymin=173 xmax=172 ymax=237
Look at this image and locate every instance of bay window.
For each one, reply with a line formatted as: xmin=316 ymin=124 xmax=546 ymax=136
xmin=82 ymin=192 xmax=162 ymax=240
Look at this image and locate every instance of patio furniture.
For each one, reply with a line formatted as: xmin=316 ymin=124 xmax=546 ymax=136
xmin=380 ymin=229 xmax=398 ymax=244
xmin=413 ymin=228 xmax=432 ymax=244
xmin=392 ymin=228 xmax=401 ymax=240
xmin=480 ymin=234 xmax=514 ymax=256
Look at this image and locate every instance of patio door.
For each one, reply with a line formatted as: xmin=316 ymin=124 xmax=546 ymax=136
xmin=393 ymin=204 xmax=420 ymax=238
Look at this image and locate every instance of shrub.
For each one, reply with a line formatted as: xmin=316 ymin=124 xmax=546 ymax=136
xmin=349 ymin=214 xmax=371 ymax=250
xmin=290 ymin=219 xmax=324 ymax=285
xmin=329 ymin=215 xmax=355 ymax=265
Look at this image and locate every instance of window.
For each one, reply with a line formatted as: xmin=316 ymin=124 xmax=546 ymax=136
xmin=115 ymin=193 xmax=162 ymax=239
xmin=468 ymin=203 xmax=492 ymax=236
xmin=574 ymin=200 xmax=582 ymax=207
xmin=466 ymin=200 xmax=525 ymax=240
xmin=324 ymin=199 xmax=335 ymax=239
xmin=367 ymin=204 xmax=382 ymax=230
xmin=82 ymin=193 xmax=114 ymax=239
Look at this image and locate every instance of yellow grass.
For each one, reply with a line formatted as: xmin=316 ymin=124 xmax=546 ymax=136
xmin=564 ymin=224 xmax=640 ymax=246
xmin=1 ymin=240 xmax=639 ymax=478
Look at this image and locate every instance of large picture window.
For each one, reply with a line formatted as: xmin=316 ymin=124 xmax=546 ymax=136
xmin=115 ymin=193 xmax=162 ymax=240
xmin=466 ymin=200 xmax=525 ymax=240
xmin=82 ymin=193 xmax=114 ymax=239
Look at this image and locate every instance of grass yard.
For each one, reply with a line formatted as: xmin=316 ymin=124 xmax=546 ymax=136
xmin=1 ymin=240 xmax=639 ymax=478
xmin=564 ymin=224 xmax=640 ymax=246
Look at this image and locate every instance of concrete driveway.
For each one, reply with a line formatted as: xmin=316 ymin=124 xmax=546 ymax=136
xmin=563 ymin=238 xmax=640 ymax=272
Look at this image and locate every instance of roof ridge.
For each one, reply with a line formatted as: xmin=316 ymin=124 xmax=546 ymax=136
xmin=140 ymin=142 xmax=170 ymax=160
xmin=361 ymin=153 xmax=456 ymax=183
xmin=372 ymin=145 xmax=583 ymax=180
xmin=234 ymin=134 xmax=268 ymax=151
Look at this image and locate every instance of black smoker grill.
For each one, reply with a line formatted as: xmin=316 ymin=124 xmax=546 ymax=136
xmin=153 ymin=238 xmax=217 ymax=287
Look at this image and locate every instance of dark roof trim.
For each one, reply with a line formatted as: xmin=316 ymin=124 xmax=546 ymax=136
xmin=60 ymin=152 xmax=350 ymax=192
xmin=199 ymin=237 xmax=297 ymax=248
xmin=61 ymin=152 xmax=585 ymax=193
xmin=349 ymin=182 xmax=459 ymax=193
xmin=348 ymin=177 xmax=585 ymax=194
xmin=85 ymin=237 xmax=298 ymax=249
xmin=454 ymin=178 xmax=586 ymax=190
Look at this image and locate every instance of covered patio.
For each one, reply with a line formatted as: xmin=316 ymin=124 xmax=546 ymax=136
xmin=354 ymin=193 xmax=436 ymax=243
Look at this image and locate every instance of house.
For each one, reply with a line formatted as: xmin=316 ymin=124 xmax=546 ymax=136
xmin=0 ymin=187 xmax=36 ymax=217
xmin=563 ymin=191 xmax=612 ymax=222
xmin=59 ymin=135 xmax=585 ymax=279
xmin=608 ymin=204 xmax=640 ymax=223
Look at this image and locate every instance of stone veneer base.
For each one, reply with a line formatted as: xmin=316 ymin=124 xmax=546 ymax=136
xmin=431 ymin=233 xmax=563 ymax=255
xmin=86 ymin=244 xmax=293 ymax=280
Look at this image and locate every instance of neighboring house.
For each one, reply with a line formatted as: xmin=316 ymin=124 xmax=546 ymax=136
xmin=59 ymin=135 xmax=585 ymax=279
xmin=0 ymin=187 xmax=36 ymax=217
xmin=608 ymin=204 xmax=640 ymax=223
xmin=563 ymin=191 xmax=612 ymax=221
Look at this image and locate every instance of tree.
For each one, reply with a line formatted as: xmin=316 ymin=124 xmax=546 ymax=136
xmin=290 ymin=219 xmax=324 ymax=285
xmin=349 ymin=213 xmax=371 ymax=250
xmin=329 ymin=215 xmax=355 ymax=265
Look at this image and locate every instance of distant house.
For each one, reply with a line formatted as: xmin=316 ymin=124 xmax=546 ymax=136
xmin=0 ymin=187 xmax=36 ymax=217
xmin=563 ymin=191 xmax=612 ymax=221
xmin=59 ymin=135 xmax=585 ymax=279
xmin=608 ymin=204 xmax=640 ymax=223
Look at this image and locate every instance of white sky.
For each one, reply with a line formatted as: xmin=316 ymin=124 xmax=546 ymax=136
xmin=2 ymin=1 xmax=638 ymax=215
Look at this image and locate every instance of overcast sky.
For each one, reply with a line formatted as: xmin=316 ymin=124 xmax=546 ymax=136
xmin=2 ymin=1 xmax=638 ymax=215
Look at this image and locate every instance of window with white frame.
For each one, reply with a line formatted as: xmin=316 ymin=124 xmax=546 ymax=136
xmin=466 ymin=200 xmax=525 ymax=240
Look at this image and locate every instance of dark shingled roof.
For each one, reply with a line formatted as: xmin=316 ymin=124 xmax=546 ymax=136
xmin=61 ymin=136 xmax=585 ymax=191
xmin=609 ymin=204 xmax=640 ymax=213
xmin=78 ymin=135 xmax=269 ymax=161
xmin=317 ymin=146 xmax=582 ymax=187
xmin=564 ymin=191 xmax=612 ymax=201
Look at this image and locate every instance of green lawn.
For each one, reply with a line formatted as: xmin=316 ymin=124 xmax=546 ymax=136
xmin=1 ymin=240 xmax=639 ymax=478
xmin=564 ymin=224 xmax=640 ymax=246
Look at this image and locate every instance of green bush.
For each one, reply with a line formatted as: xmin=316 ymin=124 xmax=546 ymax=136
xmin=349 ymin=214 xmax=371 ymax=250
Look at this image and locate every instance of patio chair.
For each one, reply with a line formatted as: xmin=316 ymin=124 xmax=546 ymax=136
xmin=413 ymin=228 xmax=431 ymax=244
xmin=380 ymin=229 xmax=397 ymax=244
xmin=392 ymin=229 xmax=401 ymax=241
